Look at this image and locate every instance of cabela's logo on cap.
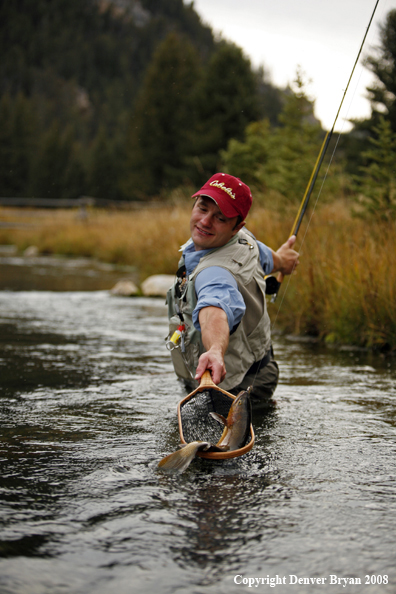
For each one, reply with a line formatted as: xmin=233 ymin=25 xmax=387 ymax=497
xmin=209 ymin=180 xmax=236 ymax=200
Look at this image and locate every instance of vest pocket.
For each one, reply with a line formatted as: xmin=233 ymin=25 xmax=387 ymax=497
xmin=168 ymin=315 xmax=200 ymax=380
xmin=170 ymin=343 xmax=200 ymax=381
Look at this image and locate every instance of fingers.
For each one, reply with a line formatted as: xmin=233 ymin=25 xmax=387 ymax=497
xmin=194 ymin=358 xmax=207 ymax=381
xmin=195 ymin=352 xmax=226 ymax=385
xmin=281 ymin=235 xmax=299 ymax=274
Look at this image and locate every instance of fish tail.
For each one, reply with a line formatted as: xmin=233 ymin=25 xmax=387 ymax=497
xmin=158 ymin=441 xmax=210 ymax=474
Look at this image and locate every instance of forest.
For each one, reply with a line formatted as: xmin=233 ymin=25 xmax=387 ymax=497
xmin=1 ymin=0 xmax=394 ymax=218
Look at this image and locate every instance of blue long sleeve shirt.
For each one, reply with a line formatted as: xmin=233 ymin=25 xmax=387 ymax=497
xmin=182 ymin=233 xmax=274 ymax=332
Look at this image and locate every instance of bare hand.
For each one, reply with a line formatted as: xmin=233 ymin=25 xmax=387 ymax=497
xmin=273 ymin=235 xmax=299 ymax=276
xmin=195 ymin=347 xmax=226 ymax=385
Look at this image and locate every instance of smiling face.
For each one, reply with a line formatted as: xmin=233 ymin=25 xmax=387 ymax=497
xmin=190 ymin=196 xmax=245 ymax=251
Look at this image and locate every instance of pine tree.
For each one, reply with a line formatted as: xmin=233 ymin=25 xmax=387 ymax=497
xmin=322 ymin=9 xmax=396 ymax=181
xmin=355 ymin=116 xmax=396 ymax=219
xmin=0 ymin=92 xmax=37 ymax=196
xmin=263 ymin=70 xmax=323 ymax=203
xmin=120 ymin=33 xmax=201 ymax=198
xmin=220 ymin=119 xmax=272 ymax=189
xmin=192 ymin=41 xmax=260 ymax=176
xmin=88 ymin=127 xmax=118 ymax=200
xmin=30 ymin=122 xmax=83 ymax=198
xmin=0 ymin=93 xmax=14 ymax=196
xmin=365 ymin=9 xmax=396 ymax=132
xmin=221 ymin=69 xmax=325 ymax=204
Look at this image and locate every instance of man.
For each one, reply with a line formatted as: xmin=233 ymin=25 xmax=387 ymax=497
xmin=166 ymin=172 xmax=299 ymax=404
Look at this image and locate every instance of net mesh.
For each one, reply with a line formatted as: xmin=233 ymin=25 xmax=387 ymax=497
xmin=180 ymin=388 xmax=247 ymax=445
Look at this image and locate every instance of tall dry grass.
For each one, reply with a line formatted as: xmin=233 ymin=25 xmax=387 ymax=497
xmin=0 ymin=206 xmax=191 ymax=279
xmin=1 ymin=201 xmax=395 ymax=350
xmin=250 ymin=201 xmax=396 ymax=351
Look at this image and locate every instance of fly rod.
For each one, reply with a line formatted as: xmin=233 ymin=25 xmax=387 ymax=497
xmin=270 ymin=0 xmax=380 ymax=302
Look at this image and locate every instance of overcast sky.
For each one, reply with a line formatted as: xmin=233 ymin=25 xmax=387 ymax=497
xmin=193 ymin=0 xmax=396 ymax=131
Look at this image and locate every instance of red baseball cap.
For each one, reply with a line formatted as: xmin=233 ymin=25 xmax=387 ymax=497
xmin=192 ymin=173 xmax=253 ymax=220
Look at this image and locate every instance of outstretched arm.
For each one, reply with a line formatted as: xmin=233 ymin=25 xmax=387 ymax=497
xmin=194 ymin=306 xmax=229 ymax=385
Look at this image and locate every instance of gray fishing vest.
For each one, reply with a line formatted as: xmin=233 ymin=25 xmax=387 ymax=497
xmin=166 ymin=228 xmax=272 ymax=390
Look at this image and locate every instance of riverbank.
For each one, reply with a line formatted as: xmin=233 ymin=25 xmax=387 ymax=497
xmin=0 ymin=202 xmax=395 ymax=352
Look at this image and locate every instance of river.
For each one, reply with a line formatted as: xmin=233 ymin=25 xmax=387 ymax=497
xmin=0 ymin=256 xmax=395 ymax=594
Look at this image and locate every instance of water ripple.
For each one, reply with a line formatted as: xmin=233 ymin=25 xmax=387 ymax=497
xmin=0 ymin=291 xmax=395 ymax=593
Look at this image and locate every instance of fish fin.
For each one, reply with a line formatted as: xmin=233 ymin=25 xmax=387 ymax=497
xmin=209 ymin=412 xmax=228 ymax=426
xmin=158 ymin=441 xmax=210 ymax=474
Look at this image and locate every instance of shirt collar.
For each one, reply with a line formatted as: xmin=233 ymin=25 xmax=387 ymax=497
xmin=180 ymin=233 xmax=241 ymax=277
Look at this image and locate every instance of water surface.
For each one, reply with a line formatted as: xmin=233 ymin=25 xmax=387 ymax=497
xmin=0 ymin=285 xmax=395 ymax=594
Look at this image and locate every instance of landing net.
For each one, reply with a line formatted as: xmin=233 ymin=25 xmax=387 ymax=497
xmin=179 ymin=389 xmax=247 ymax=445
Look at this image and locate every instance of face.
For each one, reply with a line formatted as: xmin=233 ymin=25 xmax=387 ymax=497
xmin=190 ymin=196 xmax=245 ymax=251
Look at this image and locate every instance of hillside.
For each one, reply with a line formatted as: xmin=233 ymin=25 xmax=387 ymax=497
xmin=0 ymin=0 xmax=214 ymax=126
xmin=0 ymin=0 xmax=284 ymax=200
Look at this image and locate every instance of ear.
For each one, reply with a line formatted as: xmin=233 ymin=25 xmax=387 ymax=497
xmin=232 ymin=220 xmax=246 ymax=234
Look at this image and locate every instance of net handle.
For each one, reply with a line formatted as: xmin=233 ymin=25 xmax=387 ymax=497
xmin=199 ymin=370 xmax=216 ymax=388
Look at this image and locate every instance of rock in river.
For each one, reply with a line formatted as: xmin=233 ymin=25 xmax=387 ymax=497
xmin=110 ymin=280 xmax=139 ymax=296
xmin=141 ymin=274 xmax=174 ymax=297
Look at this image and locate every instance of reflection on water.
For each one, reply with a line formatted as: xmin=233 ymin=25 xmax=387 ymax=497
xmin=0 ymin=280 xmax=395 ymax=593
xmin=0 ymin=253 xmax=137 ymax=292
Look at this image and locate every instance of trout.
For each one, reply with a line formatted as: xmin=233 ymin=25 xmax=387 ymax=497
xmin=209 ymin=386 xmax=252 ymax=451
xmin=158 ymin=387 xmax=252 ymax=474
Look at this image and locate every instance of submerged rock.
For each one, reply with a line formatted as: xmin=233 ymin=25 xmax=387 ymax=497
xmin=141 ymin=274 xmax=174 ymax=297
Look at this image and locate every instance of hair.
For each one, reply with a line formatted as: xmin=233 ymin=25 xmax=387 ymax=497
xmin=233 ymin=215 xmax=244 ymax=229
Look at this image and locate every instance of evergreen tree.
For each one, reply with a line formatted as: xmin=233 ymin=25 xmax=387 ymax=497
xmin=345 ymin=8 xmax=396 ymax=179
xmin=30 ymin=122 xmax=84 ymax=198
xmin=88 ymin=126 xmax=119 ymax=200
xmin=62 ymin=142 xmax=86 ymax=199
xmin=0 ymin=93 xmax=15 ymax=196
xmin=264 ymin=71 xmax=323 ymax=203
xmin=221 ymin=70 xmax=325 ymax=204
xmin=0 ymin=92 xmax=37 ymax=196
xmin=354 ymin=116 xmax=396 ymax=219
xmin=192 ymin=41 xmax=260 ymax=176
xmin=0 ymin=0 xmax=217 ymax=201
xmin=220 ymin=119 xmax=272 ymax=189
xmin=365 ymin=9 xmax=396 ymax=132
xmin=120 ymin=33 xmax=201 ymax=198
xmin=255 ymin=65 xmax=284 ymax=127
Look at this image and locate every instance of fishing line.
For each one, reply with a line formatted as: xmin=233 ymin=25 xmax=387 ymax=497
xmin=252 ymin=0 xmax=381 ymax=388
xmin=300 ymin=0 xmax=387 ymax=252
xmin=271 ymin=0 xmax=380 ymax=295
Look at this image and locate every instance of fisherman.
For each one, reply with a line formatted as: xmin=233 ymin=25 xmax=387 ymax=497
xmin=166 ymin=173 xmax=299 ymax=404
